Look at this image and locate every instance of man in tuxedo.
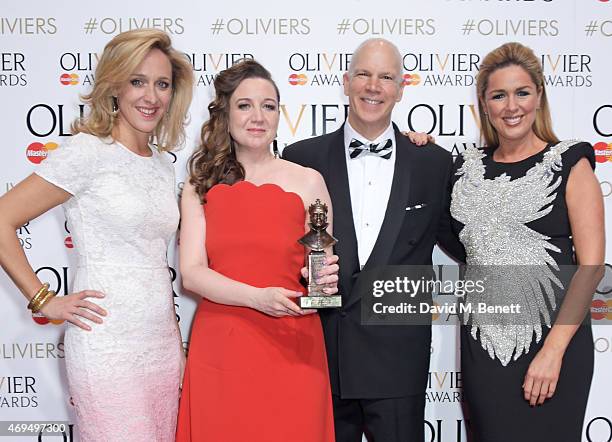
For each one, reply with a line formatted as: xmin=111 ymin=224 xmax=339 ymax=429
xmin=283 ymin=38 xmax=463 ymax=441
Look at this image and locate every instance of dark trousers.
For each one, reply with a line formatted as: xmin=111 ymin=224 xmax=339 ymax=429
xmin=332 ymin=394 xmax=425 ymax=442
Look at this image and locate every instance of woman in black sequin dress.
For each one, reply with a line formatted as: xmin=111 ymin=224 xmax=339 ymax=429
xmin=450 ymin=42 xmax=604 ymax=442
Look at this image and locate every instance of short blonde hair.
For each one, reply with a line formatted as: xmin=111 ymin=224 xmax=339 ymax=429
xmin=73 ymin=28 xmax=194 ymax=151
xmin=476 ymin=42 xmax=558 ymax=148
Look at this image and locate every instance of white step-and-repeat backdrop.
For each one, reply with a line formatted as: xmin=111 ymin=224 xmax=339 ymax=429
xmin=1 ymin=1 xmax=611 ymax=441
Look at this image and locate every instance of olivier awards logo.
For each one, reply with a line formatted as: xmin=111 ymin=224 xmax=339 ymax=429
xmin=426 ymin=371 xmax=463 ymax=404
xmin=287 ymin=52 xmax=350 ymax=87
xmin=183 ymin=52 xmax=254 ymax=87
xmin=401 ymin=102 xmax=481 ymax=160
xmin=26 ymin=103 xmax=84 ymax=138
xmin=279 ymin=103 xmax=349 ymax=142
xmin=540 ymin=53 xmax=593 ymax=88
xmin=0 ymin=52 xmax=27 ymax=87
xmin=58 ymin=52 xmax=98 ymax=87
xmin=401 ymin=52 xmax=480 ymax=88
xmin=0 ymin=376 xmax=38 ymax=408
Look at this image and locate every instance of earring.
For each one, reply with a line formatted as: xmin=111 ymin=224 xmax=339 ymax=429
xmin=272 ymin=139 xmax=279 ymax=159
xmin=111 ymin=96 xmax=119 ymax=116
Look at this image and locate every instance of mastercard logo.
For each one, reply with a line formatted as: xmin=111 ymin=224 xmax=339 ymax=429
xmin=591 ymin=299 xmax=612 ymax=320
xmin=60 ymin=73 xmax=79 ymax=86
xmin=25 ymin=141 xmax=58 ymax=164
xmin=32 ymin=313 xmax=64 ymax=326
xmin=594 ymin=142 xmax=612 ymax=163
xmin=288 ymin=73 xmax=308 ymax=86
xmin=403 ymin=73 xmax=421 ymax=86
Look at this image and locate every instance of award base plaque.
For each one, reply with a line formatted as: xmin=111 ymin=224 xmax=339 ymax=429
xmin=300 ymin=295 xmax=342 ymax=309
xmin=298 ymin=199 xmax=341 ymax=309
xmin=300 ymin=251 xmax=342 ymax=308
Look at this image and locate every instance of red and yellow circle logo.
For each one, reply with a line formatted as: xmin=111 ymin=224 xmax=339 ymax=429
xmin=60 ymin=73 xmax=79 ymax=85
xmin=403 ymin=73 xmax=421 ymax=86
xmin=288 ymin=73 xmax=308 ymax=86
xmin=32 ymin=313 xmax=64 ymax=326
xmin=594 ymin=142 xmax=612 ymax=163
xmin=25 ymin=141 xmax=58 ymax=164
xmin=591 ymin=299 xmax=612 ymax=320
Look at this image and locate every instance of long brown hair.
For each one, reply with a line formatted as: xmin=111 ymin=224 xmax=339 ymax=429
xmin=72 ymin=28 xmax=194 ymax=151
xmin=476 ymin=42 xmax=558 ymax=148
xmin=188 ymin=59 xmax=280 ymax=202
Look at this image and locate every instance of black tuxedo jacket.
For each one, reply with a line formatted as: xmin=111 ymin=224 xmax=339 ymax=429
xmin=283 ymin=124 xmax=464 ymax=399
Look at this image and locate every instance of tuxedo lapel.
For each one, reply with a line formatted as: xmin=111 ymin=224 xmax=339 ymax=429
xmin=325 ymin=127 xmax=360 ymax=297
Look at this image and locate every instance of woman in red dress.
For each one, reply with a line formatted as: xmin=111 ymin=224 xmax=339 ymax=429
xmin=176 ymin=59 xmax=337 ymax=441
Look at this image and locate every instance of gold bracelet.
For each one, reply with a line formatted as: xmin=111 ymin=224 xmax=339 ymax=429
xmin=35 ymin=290 xmax=56 ymax=312
xmin=31 ymin=290 xmax=56 ymax=314
xmin=28 ymin=285 xmax=50 ymax=311
xmin=30 ymin=291 xmax=50 ymax=313
xmin=27 ymin=283 xmax=50 ymax=311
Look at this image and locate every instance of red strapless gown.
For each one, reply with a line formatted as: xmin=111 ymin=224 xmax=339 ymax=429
xmin=176 ymin=181 xmax=335 ymax=442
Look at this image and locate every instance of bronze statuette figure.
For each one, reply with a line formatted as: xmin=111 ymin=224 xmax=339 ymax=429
xmin=298 ymin=199 xmax=341 ymax=308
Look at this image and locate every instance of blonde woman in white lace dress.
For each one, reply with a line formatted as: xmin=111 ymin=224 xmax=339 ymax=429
xmin=0 ymin=29 xmax=193 ymax=441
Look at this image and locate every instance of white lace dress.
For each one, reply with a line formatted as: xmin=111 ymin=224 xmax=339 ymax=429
xmin=36 ymin=133 xmax=181 ymax=441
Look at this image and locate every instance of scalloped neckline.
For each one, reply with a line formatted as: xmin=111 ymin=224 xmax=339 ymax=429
xmin=209 ymin=181 xmax=306 ymax=208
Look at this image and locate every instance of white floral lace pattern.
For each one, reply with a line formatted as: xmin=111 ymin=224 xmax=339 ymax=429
xmin=36 ymin=133 xmax=181 ymax=441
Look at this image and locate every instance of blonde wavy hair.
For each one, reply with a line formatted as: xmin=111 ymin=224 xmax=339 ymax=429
xmin=188 ymin=59 xmax=280 ymax=202
xmin=72 ymin=28 xmax=194 ymax=151
xmin=476 ymin=42 xmax=558 ymax=148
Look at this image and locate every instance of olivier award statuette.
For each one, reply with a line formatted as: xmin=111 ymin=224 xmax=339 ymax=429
xmin=298 ymin=199 xmax=341 ymax=308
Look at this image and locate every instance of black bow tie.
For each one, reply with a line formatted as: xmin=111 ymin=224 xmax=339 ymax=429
xmin=348 ymin=138 xmax=393 ymax=160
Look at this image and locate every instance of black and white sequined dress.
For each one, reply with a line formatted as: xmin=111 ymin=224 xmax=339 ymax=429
xmin=450 ymin=141 xmax=595 ymax=442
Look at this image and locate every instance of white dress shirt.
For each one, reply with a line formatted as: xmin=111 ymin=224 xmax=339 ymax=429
xmin=344 ymin=121 xmax=396 ymax=268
